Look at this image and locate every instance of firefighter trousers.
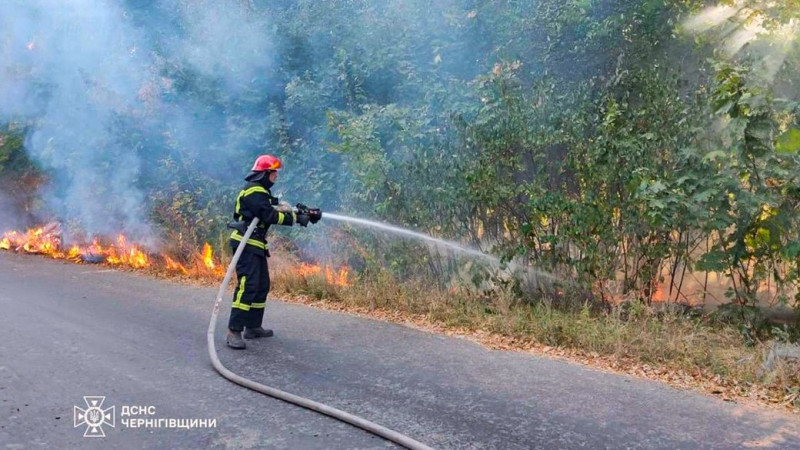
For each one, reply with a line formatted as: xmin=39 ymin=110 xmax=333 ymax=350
xmin=228 ymin=249 xmax=270 ymax=332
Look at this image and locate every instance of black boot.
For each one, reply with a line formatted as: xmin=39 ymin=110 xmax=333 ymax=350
xmin=244 ymin=327 xmax=274 ymax=339
xmin=226 ymin=330 xmax=246 ymax=349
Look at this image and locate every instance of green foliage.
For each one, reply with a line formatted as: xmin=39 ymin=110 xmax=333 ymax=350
xmin=0 ymin=125 xmax=37 ymax=176
xmin=776 ymin=127 xmax=800 ymax=154
xmin=705 ymin=62 xmax=799 ymax=314
xmin=147 ymin=160 xmax=232 ymax=259
xmin=267 ymin=0 xmax=799 ymax=324
xmin=4 ymin=1 xmax=799 ymax=334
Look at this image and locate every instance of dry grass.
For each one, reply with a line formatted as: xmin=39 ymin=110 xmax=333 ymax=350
xmin=12 ymin=234 xmax=794 ymax=410
xmin=270 ymin=258 xmax=800 ymax=412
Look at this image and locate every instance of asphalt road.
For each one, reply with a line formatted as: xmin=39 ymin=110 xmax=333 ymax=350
xmin=1 ymin=251 xmax=799 ymax=449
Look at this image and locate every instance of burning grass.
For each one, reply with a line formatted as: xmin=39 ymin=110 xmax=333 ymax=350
xmin=0 ymin=223 xmax=226 ymax=279
xmin=2 ymin=222 xmax=798 ymax=411
xmin=295 ymin=262 xmax=351 ymax=287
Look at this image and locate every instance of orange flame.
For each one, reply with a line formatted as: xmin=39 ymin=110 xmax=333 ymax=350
xmin=298 ymin=262 xmax=321 ymax=277
xmin=202 ymin=243 xmax=215 ymax=270
xmin=325 ymin=266 xmax=350 ymax=286
xmin=103 ymin=235 xmax=149 ymax=268
xmin=190 ymin=243 xmax=225 ymax=277
xmin=296 ymin=262 xmax=350 ymax=286
xmin=1 ymin=225 xmax=61 ymax=255
xmin=67 ymin=245 xmax=81 ymax=259
xmin=165 ymin=255 xmax=189 ymax=275
xmin=0 ymin=225 xmax=274 ymax=283
xmin=0 ymin=224 xmax=176 ymax=273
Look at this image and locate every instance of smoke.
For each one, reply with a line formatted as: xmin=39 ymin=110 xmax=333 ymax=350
xmin=168 ymin=1 xmax=274 ymax=93
xmin=1 ymin=1 xmax=150 ymax=237
xmin=0 ymin=189 xmax=25 ymax=232
xmin=682 ymin=2 xmax=800 ymax=85
xmin=0 ymin=0 xmax=275 ymax=241
xmin=0 ymin=0 xmax=537 ymax=249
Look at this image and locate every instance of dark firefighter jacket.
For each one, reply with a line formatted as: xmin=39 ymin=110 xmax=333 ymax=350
xmin=229 ymin=181 xmax=296 ymax=255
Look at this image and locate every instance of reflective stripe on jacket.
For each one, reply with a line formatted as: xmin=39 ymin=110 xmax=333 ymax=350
xmin=229 ymin=181 xmax=295 ymax=254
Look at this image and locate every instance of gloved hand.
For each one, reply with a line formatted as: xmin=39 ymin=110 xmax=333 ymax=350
xmin=296 ymin=214 xmax=310 ymax=227
xmin=276 ymin=201 xmax=293 ymax=213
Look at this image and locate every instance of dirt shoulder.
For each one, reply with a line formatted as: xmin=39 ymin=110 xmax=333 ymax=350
xmin=271 ymin=288 xmax=800 ymax=415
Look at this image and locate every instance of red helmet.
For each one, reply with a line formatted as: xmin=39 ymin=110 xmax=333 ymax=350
xmin=251 ymin=154 xmax=282 ymax=171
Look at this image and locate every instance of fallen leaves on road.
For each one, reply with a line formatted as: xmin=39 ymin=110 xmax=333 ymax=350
xmin=276 ymin=290 xmax=799 ymax=415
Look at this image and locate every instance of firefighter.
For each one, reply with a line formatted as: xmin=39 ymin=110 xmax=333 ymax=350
xmin=226 ymin=154 xmax=320 ymax=349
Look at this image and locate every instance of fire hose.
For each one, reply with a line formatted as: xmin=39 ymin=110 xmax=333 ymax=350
xmin=207 ymin=214 xmax=435 ymax=450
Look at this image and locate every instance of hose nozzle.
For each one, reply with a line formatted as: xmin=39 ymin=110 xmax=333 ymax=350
xmin=295 ymin=203 xmax=322 ymax=224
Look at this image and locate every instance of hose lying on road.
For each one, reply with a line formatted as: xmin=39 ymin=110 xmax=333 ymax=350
xmin=207 ymin=218 xmax=434 ymax=450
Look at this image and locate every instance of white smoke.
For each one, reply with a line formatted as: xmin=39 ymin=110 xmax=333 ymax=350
xmin=169 ymin=0 xmax=274 ymax=93
xmin=0 ymin=0 xmax=275 ymax=240
xmin=682 ymin=1 xmax=799 ymax=84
